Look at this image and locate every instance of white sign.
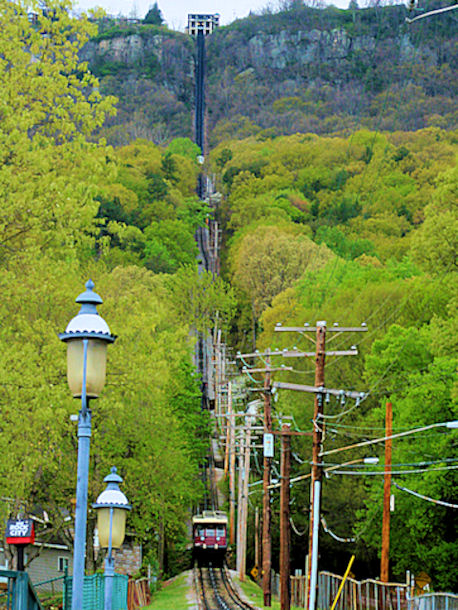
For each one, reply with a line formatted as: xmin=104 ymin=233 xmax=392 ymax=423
xmin=263 ymin=433 xmax=274 ymax=458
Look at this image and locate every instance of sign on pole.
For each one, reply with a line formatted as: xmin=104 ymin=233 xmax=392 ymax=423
xmin=263 ymin=433 xmax=274 ymax=458
xmin=6 ymin=519 xmax=35 ymax=545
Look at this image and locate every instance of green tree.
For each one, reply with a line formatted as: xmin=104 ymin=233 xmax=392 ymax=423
xmin=166 ymin=266 xmax=236 ymax=333
xmin=410 ymin=166 xmax=458 ymax=275
xmin=231 ymin=224 xmax=333 ymax=318
xmin=143 ymin=3 xmax=164 ymax=25
xmin=143 ymin=220 xmax=198 ymax=273
xmin=359 ymin=325 xmax=457 ymax=589
xmin=0 ymin=0 xmax=116 ymax=263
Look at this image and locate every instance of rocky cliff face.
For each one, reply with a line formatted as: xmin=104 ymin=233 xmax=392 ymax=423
xmin=82 ymin=32 xmax=193 ymax=69
xmin=86 ymin=5 xmax=456 ymax=146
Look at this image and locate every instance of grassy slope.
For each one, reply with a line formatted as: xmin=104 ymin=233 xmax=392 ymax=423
xmin=234 ymin=575 xmax=303 ymax=610
xmin=145 ymin=572 xmax=192 ymax=610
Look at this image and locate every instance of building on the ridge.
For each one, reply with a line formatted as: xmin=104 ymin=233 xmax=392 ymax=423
xmin=186 ymin=14 xmax=220 ymax=36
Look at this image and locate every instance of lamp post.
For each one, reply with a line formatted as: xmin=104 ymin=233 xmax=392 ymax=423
xmin=93 ymin=468 xmax=131 ymax=610
xmin=59 ymin=280 xmax=116 ymax=610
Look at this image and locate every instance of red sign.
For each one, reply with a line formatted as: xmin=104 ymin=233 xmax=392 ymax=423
xmin=6 ymin=519 xmax=35 ymax=545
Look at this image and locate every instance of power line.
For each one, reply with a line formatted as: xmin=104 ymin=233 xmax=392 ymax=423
xmin=330 ymin=465 xmax=458 ymax=476
xmin=393 ymin=482 xmax=458 ymax=508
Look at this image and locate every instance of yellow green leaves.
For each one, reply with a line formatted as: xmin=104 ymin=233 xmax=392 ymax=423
xmin=231 ymin=225 xmax=333 ymax=318
xmin=0 ymin=0 xmax=116 ymax=261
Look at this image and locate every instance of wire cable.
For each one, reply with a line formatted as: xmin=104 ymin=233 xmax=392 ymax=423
xmin=393 ymin=482 xmax=458 ymax=508
xmin=321 ymin=516 xmax=355 ymax=543
xmin=330 ymin=465 xmax=458 ymax=476
xmin=290 ymin=517 xmax=307 ymax=536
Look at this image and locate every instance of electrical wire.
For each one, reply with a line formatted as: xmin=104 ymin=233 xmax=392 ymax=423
xmin=292 ymin=451 xmax=306 ymax=464
xmin=393 ymin=482 xmax=458 ymax=508
xmin=321 ymin=517 xmax=355 ymax=543
xmin=322 ymin=457 xmax=458 ymax=469
xmin=330 ymin=465 xmax=458 ymax=476
xmin=406 ymin=4 xmax=458 ymax=23
xmin=290 ymin=517 xmax=307 ymax=536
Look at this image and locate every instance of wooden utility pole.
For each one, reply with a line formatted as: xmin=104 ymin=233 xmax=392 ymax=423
xmin=274 ymin=322 xmax=367 ymax=610
xmin=381 ymin=401 xmax=392 ymax=582
xmin=307 ymin=322 xmax=326 ymax=608
xmin=236 ymin=405 xmax=257 ymax=582
xmin=236 ymin=427 xmax=245 ymax=577
xmin=262 ymin=353 xmax=273 ymax=606
xmin=228 ymin=384 xmax=236 ymax=545
xmin=255 ymin=507 xmax=260 ymax=573
xmin=240 ymin=416 xmax=252 ymax=581
xmin=236 ymin=349 xmax=292 ymax=605
xmin=280 ymin=424 xmax=291 ymax=610
xmin=225 ymin=382 xmax=232 ymax=476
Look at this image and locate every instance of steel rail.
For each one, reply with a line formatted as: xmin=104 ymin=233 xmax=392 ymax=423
xmin=196 ymin=564 xmax=257 ymax=610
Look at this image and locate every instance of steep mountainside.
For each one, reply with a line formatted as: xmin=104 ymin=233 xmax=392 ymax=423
xmin=84 ymin=2 xmax=456 ymax=146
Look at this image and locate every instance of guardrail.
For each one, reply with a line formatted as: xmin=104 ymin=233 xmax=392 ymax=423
xmin=0 ymin=570 xmax=43 ymax=610
xmin=287 ymin=571 xmax=458 ymax=610
xmin=407 ymin=592 xmax=458 ymax=610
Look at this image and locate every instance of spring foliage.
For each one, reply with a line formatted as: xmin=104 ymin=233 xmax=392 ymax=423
xmin=0 ymin=2 xmax=232 ymax=575
xmin=212 ymin=129 xmax=457 ymax=588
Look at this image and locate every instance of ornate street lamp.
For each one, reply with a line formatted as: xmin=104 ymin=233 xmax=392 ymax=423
xmin=60 ymin=280 xmax=116 ymax=610
xmin=93 ymin=468 xmax=131 ymax=610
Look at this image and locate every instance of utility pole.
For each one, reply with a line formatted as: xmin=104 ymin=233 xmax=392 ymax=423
xmin=236 ymin=403 xmax=257 ymax=581
xmin=280 ymin=424 xmax=291 ymax=610
xmin=381 ymin=401 xmax=392 ymax=582
xmin=274 ymin=322 xmax=367 ymax=610
xmin=255 ymin=507 xmax=260 ymax=574
xmin=262 ymin=353 xmax=273 ymax=606
xmin=228 ymin=387 xmax=236 ymax=545
xmin=240 ymin=416 xmax=252 ymax=581
xmin=236 ymin=426 xmax=245 ymax=577
xmin=225 ymin=381 xmax=232 ymax=476
xmin=236 ymin=349 xmax=290 ymax=606
xmin=308 ymin=322 xmax=326 ymax=610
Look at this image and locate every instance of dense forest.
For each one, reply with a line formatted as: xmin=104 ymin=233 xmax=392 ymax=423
xmin=0 ymin=0 xmax=456 ymax=593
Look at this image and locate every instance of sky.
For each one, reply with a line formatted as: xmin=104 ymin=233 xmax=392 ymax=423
xmin=75 ymin=0 xmax=349 ymax=32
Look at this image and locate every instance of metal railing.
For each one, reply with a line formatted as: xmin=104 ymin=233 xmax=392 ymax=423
xmin=318 ymin=571 xmax=408 ymax=610
xmin=289 ymin=571 xmax=458 ymax=610
xmin=0 ymin=570 xmax=43 ymax=610
xmin=33 ymin=574 xmax=66 ymax=595
xmin=407 ymin=593 xmax=458 ymax=610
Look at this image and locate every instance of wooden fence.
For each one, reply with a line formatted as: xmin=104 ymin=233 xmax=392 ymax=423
xmin=127 ymin=579 xmax=150 ymax=610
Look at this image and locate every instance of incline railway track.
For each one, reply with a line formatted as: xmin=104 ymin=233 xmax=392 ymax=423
xmin=196 ymin=564 xmax=257 ymax=610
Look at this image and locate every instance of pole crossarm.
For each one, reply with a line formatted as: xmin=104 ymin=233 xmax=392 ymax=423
xmin=243 ymin=367 xmax=293 ymax=373
xmin=272 ymin=429 xmax=313 ymax=436
xmin=282 ymin=350 xmax=358 ymax=357
xmin=275 ymin=326 xmax=368 ymax=333
xmin=273 ymin=381 xmax=366 ymax=400
xmin=236 ymin=350 xmax=285 ymax=358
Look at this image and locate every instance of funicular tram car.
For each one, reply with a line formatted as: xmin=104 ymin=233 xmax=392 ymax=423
xmin=192 ymin=510 xmax=228 ymax=564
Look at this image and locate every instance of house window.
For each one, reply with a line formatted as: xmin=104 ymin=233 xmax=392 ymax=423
xmin=58 ymin=556 xmax=69 ymax=572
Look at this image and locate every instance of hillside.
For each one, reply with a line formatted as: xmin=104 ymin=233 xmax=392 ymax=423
xmin=0 ymin=1 xmax=456 ymax=593
xmin=82 ymin=1 xmax=457 ymax=147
